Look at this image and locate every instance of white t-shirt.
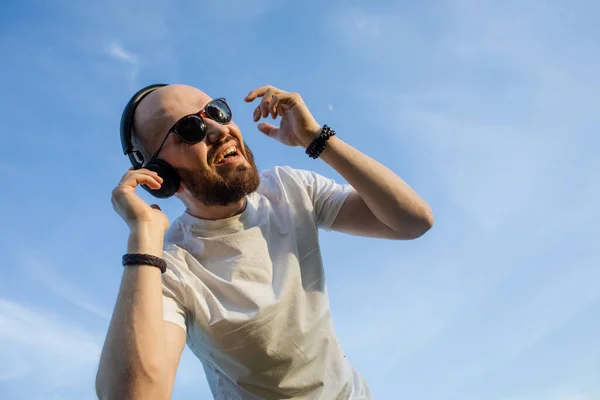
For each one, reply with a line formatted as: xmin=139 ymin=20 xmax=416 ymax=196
xmin=161 ymin=166 xmax=373 ymax=400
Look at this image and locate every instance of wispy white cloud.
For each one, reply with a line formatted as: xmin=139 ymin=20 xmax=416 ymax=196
xmin=20 ymin=253 xmax=111 ymax=320
xmin=398 ymin=109 xmax=563 ymax=233
xmin=0 ymin=298 xmax=102 ymax=390
xmin=3 ymin=1 xmax=597 ymax=400
xmin=333 ymin=0 xmax=600 ymax=233
xmin=10 ymin=250 xmax=210 ymax=397
xmin=329 ymin=2 xmax=600 ymax=399
xmin=441 ymin=261 xmax=600 ymax=384
xmin=105 ymin=41 xmax=137 ymax=65
xmin=104 ymin=41 xmax=139 ymax=87
xmin=0 ymin=356 xmax=28 ymax=382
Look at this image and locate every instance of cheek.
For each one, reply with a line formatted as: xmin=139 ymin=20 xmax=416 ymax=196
xmin=229 ymin=126 xmax=245 ymax=149
xmin=164 ymin=144 xmax=209 ymax=169
xmin=228 ymin=122 xmax=243 ymax=138
xmin=188 ymin=146 xmax=210 ymax=168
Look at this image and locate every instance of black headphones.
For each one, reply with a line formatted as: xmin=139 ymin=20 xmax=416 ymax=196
xmin=120 ymin=83 xmax=181 ymax=199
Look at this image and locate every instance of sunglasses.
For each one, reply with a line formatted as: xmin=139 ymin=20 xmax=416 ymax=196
xmin=147 ymin=98 xmax=232 ymax=164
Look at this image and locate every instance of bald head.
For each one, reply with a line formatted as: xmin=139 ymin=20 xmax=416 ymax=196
xmin=132 ymin=84 xmax=213 ymax=154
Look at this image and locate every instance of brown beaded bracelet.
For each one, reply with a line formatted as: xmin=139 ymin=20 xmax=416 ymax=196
xmin=122 ymin=253 xmax=167 ymax=273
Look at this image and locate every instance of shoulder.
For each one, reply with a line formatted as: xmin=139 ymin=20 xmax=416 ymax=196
xmin=259 ymin=165 xmax=303 ymax=184
xmin=257 ymin=165 xmax=298 ymax=195
xmin=254 ymin=166 xmax=316 ymax=212
xmin=258 ymin=165 xmax=319 ymax=193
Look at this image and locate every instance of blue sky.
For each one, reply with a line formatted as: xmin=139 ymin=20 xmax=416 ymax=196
xmin=1 ymin=0 xmax=599 ymax=399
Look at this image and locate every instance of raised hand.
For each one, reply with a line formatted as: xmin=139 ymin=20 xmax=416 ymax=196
xmin=111 ymin=168 xmax=170 ymax=234
xmin=245 ymin=85 xmax=322 ymax=148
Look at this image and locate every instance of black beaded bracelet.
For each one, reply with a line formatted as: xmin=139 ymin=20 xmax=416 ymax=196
xmin=122 ymin=253 xmax=167 ymax=274
xmin=306 ymin=125 xmax=336 ymax=159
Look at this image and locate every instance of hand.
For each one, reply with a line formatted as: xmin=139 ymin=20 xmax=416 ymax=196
xmin=111 ymin=168 xmax=170 ymax=233
xmin=245 ymin=85 xmax=322 ymax=148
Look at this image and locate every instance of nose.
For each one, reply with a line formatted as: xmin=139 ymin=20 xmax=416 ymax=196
xmin=204 ymin=119 xmax=230 ymax=144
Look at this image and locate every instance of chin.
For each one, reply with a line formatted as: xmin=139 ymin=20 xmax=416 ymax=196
xmin=178 ymin=163 xmax=260 ymax=207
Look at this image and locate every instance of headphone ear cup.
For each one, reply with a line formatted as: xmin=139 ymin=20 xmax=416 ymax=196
xmin=142 ymin=159 xmax=180 ymax=199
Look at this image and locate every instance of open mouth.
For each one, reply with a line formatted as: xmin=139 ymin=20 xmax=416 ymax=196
xmin=214 ymin=145 xmax=241 ymax=165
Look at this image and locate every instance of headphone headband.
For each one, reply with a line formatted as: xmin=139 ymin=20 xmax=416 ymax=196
xmin=119 ymin=83 xmax=168 ymax=168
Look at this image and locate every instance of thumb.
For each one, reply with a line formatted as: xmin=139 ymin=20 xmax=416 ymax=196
xmin=257 ymin=122 xmax=278 ymax=137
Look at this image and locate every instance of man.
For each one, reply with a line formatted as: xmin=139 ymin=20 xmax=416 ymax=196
xmin=96 ymin=83 xmax=433 ymax=400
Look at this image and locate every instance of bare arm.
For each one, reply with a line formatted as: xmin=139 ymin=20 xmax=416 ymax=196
xmin=96 ymin=169 xmax=186 ymax=400
xmin=244 ymin=85 xmax=433 ymax=240
xmin=322 ymin=136 xmax=434 ymax=240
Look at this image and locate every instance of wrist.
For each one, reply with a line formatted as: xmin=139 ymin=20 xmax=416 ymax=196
xmin=300 ymin=124 xmax=322 ymax=149
xmin=305 ymin=125 xmax=337 ymax=159
xmin=128 ymin=225 xmax=164 ymax=257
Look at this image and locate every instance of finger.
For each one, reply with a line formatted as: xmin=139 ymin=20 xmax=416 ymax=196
xmin=112 ymin=173 xmax=163 ymax=205
xmin=269 ymin=95 xmax=280 ymax=119
xmin=121 ymin=168 xmax=162 ymax=184
xmin=245 ymin=85 xmax=271 ymax=102
xmin=137 ymin=175 xmax=162 ymax=190
xmin=276 ymin=104 xmax=285 ymax=117
xmin=257 ymin=122 xmax=278 ymax=137
xmin=124 ymin=168 xmax=163 ymax=184
xmin=137 ymin=168 xmax=163 ymax=181
xmin=253 ymin=106 xmax=261 ymax=122
xmin=271 ymin=91 xmax=300 ymax=106
xmin=260 ymin=89 xmax=274 ymax=119
xmin=119 ymin=175 xmax=162 ymax=190
xmin=245 ymin=85 xmax=284 ymax=102
xmin=119 ymin=171 xmax=163 ymax=190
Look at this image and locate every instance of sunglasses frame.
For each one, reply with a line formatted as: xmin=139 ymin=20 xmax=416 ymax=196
xmin=145 ymin=98 xmax=232 ymax=165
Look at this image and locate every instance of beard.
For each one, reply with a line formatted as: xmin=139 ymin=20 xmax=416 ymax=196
xmin=176 ymin=141 xmax=261 ymax=207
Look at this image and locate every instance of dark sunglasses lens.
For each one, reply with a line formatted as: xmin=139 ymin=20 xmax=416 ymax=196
xmin=206 ymin=99 xmax=231 ymax=123
xmin=175 ymin=116 xmax=205 ymax=143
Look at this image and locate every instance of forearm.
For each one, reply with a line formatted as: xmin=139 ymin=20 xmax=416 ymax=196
xmin=317 ymin=136 xmax=433 ymax=236
xmin=96 ymin=227 xmax=169 ymax=400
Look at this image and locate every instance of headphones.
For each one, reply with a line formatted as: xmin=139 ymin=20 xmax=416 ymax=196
xmin=120 ymin=83 xmax=181 ymax=199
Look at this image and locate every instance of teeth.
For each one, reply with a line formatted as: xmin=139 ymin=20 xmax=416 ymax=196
xmin=215 ymin=145 xmax=237 ymax=163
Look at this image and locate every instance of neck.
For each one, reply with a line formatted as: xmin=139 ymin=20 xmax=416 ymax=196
xmin=183 ymin=197 xmax=247 ymax=220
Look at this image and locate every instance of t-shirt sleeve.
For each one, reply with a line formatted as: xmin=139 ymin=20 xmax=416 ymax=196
xmin=161 ymin=250 xmax=188 ymax=333
xmin=284 ymin=167 xmax=353 ymax=230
